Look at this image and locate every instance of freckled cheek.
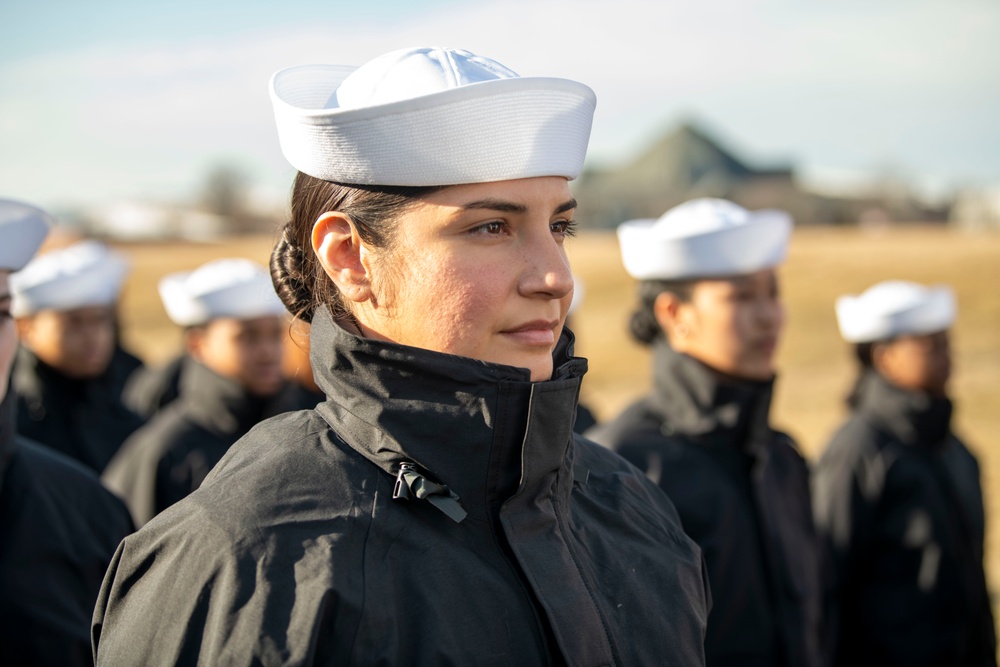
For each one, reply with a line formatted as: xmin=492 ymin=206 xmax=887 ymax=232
xmin=400 ymin=259 xmax=507 ymax=357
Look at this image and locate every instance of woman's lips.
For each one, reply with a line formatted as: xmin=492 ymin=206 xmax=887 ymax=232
xmin=500 ymin=320 xmax=559 ymax=346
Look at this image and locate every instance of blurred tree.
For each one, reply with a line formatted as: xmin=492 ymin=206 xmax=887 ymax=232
xmin=201 ymin=164 xmax=248 ymax=220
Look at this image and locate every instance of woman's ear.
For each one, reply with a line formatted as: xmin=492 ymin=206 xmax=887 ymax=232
xmin=653 ymin=291 xmax=692 ymax=343
xmin=184 ymin=326 xmax=207 ymax=362
xmin=871 ymin=341 xmax=893 ymax=377
xmin=312 ymin=212 xmax=373 ymax=304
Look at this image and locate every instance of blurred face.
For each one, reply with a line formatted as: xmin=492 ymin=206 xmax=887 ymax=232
xmin=187 ymin=315 xmax=284 ymax=397
xmin=315 ymin=176 xmax=576 ymax=381
xmin=17 ymin=304 xmax=116 ymax=379
xmin=657 ymin=269 xmax=784 ymax=381
xmin=874 ymin=330 xmax=951 ymax=397
xmin=0 ymin=273 xmax=15 ymax=400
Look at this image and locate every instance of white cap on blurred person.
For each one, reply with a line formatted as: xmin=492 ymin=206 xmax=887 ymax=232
xmin=617 ymin=198 xmax=792 ymax=281
xmin=836 ymin=281 xmax=956 ymax=343
xmin=159 ymin=258 xmax=286 ymax=327
xmin=11 ymin=241 xmax=128 ymax=317
xmin=0 ymin=199 xmax=53 ymax=272
xmin=269 ymin=46 xmax=596 ymax=186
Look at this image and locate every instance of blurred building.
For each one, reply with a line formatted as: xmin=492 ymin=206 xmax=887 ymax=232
xmin=573 ymin=121 xmax=951 ymax=228
xmin=951 ymin=187 xmax=1000 ymax=230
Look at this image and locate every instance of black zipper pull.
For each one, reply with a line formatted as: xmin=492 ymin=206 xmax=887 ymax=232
xmin=393 ymin=462 xmax=415 ymax=501
xmin=392 ymin=461 xmax=467 ymax=523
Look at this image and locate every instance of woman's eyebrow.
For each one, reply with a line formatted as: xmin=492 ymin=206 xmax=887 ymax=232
xmin=460 ymin=198 xmax=527 ymax=214
xmin=457 ymin=197 xmax=578 ymax=216
xmin=554 ymin=198 xmax=578 ymax=215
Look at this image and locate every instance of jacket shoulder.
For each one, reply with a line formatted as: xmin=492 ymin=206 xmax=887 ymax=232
xmin=94 ymin=411 xmax=374 ymax=664
xmin=572 ymin=434 xmax=687 ymax=534
xmin=8 ymin=437 xmax=133 ymax=533
xmin=584 ymin=397 xmax=661 ymax=451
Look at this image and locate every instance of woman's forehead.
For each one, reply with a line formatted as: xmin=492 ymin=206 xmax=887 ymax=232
xmin=420 ymin=177 xmax=573 ymax=210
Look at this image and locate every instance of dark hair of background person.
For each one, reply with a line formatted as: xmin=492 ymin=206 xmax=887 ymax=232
xmin=270 ymin=172 xmax=443 ymax=323
xmin=628 ymin=279 xmax=695 ymax=346
xmin=846 ymin=341 xmax=877 ymax=407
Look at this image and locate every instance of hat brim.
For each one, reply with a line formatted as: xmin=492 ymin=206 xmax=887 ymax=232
xmin=617 ymin=210 xmax=792 ymax=281
xmin=270 ymin=65 xmax=596 ymax=186
xmin=0 ymin=200 xmax=52 ymax=272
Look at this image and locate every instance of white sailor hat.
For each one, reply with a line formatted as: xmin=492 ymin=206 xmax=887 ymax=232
xmin=0 ymin=199 xmax=52 ymax=272
xmin=617 ymin=198 xmax=793 ymax=281
xmin=11 ymin=240 xmax=129 ymax=317
xmin=159 ymin=258 xmax=286 ymax=327
xmin=270 ymin=46 xmax=596 ymax=186
xmin=836 ymin=281 xmax=956 ymax=343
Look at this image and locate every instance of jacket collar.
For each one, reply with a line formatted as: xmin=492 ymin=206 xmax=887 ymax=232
xmin=309 ymin=307 xmax=588 ymax=522
xmin=178 ymin=357 xmax=278 ymax=438
xmin=649 ymin=341 xmax=774 ymax=450
xmin=854 ymin=370 xmax=952 ymax=448
xmin=14 ymin=345 xmax=91 ymax=402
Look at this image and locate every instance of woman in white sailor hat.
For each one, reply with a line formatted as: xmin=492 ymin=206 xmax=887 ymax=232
xmin=103 ymin=258 xmax=288 ymax=527
xmin=588 ymin=197 xmax=825 ymax=667
xmin=9 ymin=239 xmax=145 ymax=473
xmin=0 ymin=200 xmax=133 ymax=665
xmin=813 ymin=281 xmax=995 ymax=667
xmin=93 ymin=47 xmax=710 ymax=665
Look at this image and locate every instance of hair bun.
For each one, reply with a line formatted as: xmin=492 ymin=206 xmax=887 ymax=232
xmin=270 ymin=223 xmax=315 ymax=322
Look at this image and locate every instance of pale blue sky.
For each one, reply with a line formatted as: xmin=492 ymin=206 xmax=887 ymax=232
xmin=2 ymin=0 xmax=999 ymax=212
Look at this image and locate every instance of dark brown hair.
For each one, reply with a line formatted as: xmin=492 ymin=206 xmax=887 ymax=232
xmin=846 ymin=341 xmax=878 ymax=407
xmin=270 ymin=172 xmax=442 ymax=322
xmin=628 ymin=279 xmax=695 ymax=346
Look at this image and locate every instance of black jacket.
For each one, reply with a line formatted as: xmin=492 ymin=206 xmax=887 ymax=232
xmin=813 ymin=372 xmax=996 ymax=667
xmin=588 ymin=342 xmax=825 ymax=667
xmin=0 ymin=391 xmax=134 ymax=666
xmin=102 ymin=359 xmax=281 ymax=526
xmin=93 ymin=309 xmax=711 ymax=666
xmin=13 ymin=346 xmax=145 ymax=473
xmin=121 ymin=353 xmax=186 ymax=420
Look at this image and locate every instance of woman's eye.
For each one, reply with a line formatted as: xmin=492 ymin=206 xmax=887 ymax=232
xmin=551 ymin=219 xmax=578 ymax=237
xmin=473 ymin=221 xmax=507 ymax=236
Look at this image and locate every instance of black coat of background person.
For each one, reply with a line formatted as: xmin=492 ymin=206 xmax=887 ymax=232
xmin=0 ymin=390 xmax=134 ymax=666
xmin=12 ymin=346 xmax=145 ymax=473
xmin=813 ymin=371 xmax=996 ymax=667
xmin=588 ymin=342 xmax=825 ymax=667
xmin=103 ymin=356 xmax=285 ymax=526
xmin=93 ymin=308 xmax=711 ymax=666
xmin=121 ymin=353 xmax=186 ymax=420
xmin=106 ymin=344 xmax=144 ymax=403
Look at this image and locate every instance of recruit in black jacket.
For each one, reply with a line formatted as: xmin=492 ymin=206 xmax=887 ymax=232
xmin=12 ymin=345 xmax=145 ymax=473
xmin=0 ymin=392 xmax=134 ymax=666
xmin=588 ymin=342 xmax=825 ymax=667
xmin=813 ymin=371 xmax=996 ymax=667
xmin=93 ymin=309 xmax=711 ymax=666
xmin=104 ymin=357 xmax=286 ymax=526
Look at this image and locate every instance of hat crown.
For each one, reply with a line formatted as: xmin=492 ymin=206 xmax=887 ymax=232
xmin=335 ymin=47 xmax=518 ymax=109
xmin=855 ymin=280 xmax=927 ymax=313
xmin=656 ymin=198 xmax=752 ymax=239
xmin=185 ymin=258 xmax=267 ymax=295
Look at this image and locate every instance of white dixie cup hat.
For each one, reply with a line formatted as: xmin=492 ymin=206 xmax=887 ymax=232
xmin=835 ymin=280 xmax=956 ymax=343
xmin=269 ymin=46 xmax=597 ymax=186
xmin=159 ymin=258 xmax=288 ymax=327
xmin=0 ymin=199 xmax=52 ymax=272
xmin=10 ymin=240 xmax=129 ymax=317
xmin=616 ymin=198 xmax=793 ymax=281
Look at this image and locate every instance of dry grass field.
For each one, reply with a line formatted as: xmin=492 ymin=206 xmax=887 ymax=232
xmin=110 ymin=226 xmax=1000 ymax=590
